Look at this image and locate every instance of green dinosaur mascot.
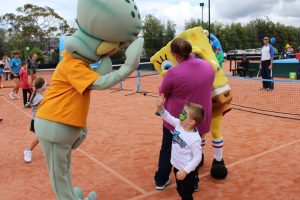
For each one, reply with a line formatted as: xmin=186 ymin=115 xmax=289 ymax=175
xmin=34 ymin=0 xmax=144 ymax=199
xmin=150 ymin=27 xmax=232 ymax=180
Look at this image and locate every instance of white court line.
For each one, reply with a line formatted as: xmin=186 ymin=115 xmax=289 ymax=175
xmin=129 ymin=138 xmax=300 ymax=200
xmin=4 ymin=94 xmax=300 ymax=199
xmin=1 ymin=95 xmax=147 ymax=195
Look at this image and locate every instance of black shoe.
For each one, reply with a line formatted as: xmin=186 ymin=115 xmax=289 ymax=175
xmin=210 ymin=159 xmax=228 ymax=179
xmin=155 ymin=177 xmax=171 ymax=190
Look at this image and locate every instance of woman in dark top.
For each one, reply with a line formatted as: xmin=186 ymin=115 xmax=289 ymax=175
xmin=237 ymin=55 xmax=249 ymax=77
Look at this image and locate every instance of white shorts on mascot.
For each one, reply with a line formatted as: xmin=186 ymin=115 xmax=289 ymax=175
xmin=34 ymin=0 xmax=144 ymax=199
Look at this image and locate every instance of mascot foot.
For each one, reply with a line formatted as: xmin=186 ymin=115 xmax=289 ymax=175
xmin=84 ymin=191 xmax=97 ymax=200
xmin=210 ymin=159 xmax=228 ymax=179
xmin=74 ymin=187 xmax=83 ymax=199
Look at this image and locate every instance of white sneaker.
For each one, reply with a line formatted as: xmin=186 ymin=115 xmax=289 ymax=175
xmin=155 ymin=177 xmax=171 ymax=190
xmin=24 ymin=149 xmax=32 ymax=163
xmin=9 ymin=92 xmax=16 ymax=100
xmin=13 ymin=93 xmax=21 ymax=99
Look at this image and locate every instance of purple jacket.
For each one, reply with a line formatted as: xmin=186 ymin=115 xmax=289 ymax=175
xmin=159 ymin=56 xmax=214 ymax=134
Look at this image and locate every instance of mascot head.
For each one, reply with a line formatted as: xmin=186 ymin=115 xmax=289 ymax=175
xmin=150 ymin=27 xmax=228 ymax=89
xmin=65 ymin=0 xmax=142 ymax=63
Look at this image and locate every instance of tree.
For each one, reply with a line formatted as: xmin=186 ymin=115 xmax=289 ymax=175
xmin=143 ymin=14 xmax=166 ymax=57
xmin=163 ymin=20 xmax=176 ymax=45
xmin=0 ymin=4 xmax=75 ymax=42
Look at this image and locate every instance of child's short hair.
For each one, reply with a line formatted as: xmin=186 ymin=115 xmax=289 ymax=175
xmin=22 ymin=60 xmax=28 ymax=66
xmin=34 ymin=77 xmax=46 ymax=90
xmin=186 ymin=102 xmax=204 ymax=126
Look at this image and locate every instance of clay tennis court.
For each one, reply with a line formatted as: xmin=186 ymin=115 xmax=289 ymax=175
xmin=0 ymin=61 xmax=299 ymax=200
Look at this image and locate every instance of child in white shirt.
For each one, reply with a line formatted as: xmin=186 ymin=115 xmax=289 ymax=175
xmin=156 ymin=95 xmax=203 ymax=200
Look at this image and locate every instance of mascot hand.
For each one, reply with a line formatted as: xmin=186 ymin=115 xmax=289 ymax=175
xmin=89 ymin=37 xmax=144 ymax=90
xmin=72 ymin=128 xmax=88 ymax=150
xmin=93 ymin=56 xmax=113 ymax=76
xmin=123 ymin=37 xmax=144 ymax=73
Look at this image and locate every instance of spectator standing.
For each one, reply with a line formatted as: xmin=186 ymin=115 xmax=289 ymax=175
xmin=27 ymin=53 xmax=39 ymax=86
xmin=9 ymin=51 xmax=22 ymax=99
xmin=19 ymin=61 xmax=33 ymax=107
xmin=259 ymin=36 xmax=275 ymax=91
xmin=214 ymin=47 xmax=224 ymax=69
xmin=3 ymin=54 xmax=10 ymax=81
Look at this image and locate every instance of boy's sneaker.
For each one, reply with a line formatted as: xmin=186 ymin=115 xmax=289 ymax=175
xmin=24 ymin=149 xmax=32 ymax=163
xmin=24 ymin=102 xmax=31 ymax=108
xmin=9 ymin=92 xmax=16 ymax=99
xmin=155 ymin=177 xmax=171 ymax=190
xmin=13 ymin=93 xmax=21 ymax=99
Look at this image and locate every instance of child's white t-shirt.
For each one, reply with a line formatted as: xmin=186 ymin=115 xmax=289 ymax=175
xmin=160 ymin=109 xmax=202 ymax=174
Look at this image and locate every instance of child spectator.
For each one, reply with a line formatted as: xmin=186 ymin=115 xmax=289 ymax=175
xmin=23 ymin=77 xmax=46 ymax=163
xmin=295 ymin=48 xmax=300 ymax=63
xmin=19 ymin=61 xmax=33 ymax=107
xmin=156 ymin=95 xmax=203 ymax=200
xmin=214 ymin=47 xmax=224 ymax=69
xmin=3 ymin=54 xmax=10 ymax=81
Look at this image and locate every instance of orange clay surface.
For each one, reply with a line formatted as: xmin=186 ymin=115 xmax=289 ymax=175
xmin=0 ymin=61 xmax=299 ymax=200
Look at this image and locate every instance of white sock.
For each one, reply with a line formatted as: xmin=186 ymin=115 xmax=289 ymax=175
xmin=201 ymin=138 xmax=206 ymax=154
xmin=212 ymin=138 xmax=223 ymax=161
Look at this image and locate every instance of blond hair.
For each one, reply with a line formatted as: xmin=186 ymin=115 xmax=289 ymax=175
xmin=186 ymin=102 xmax=204 ymax=126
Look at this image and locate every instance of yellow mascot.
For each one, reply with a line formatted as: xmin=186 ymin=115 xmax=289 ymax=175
xmin=150 ymin=27 xmax=232 ymax=179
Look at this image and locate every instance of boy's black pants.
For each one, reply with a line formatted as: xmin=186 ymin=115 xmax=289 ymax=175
xmin=22 ymin=89 xmax=32 ymax=106
xmin=174 ymin=168 xmax=196 ymax=200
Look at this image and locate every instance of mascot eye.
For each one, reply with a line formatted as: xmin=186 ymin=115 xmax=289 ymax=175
xmin=161 ymin=60 xmax=174 ymax=71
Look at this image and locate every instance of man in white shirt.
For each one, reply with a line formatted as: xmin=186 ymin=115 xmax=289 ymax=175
xmin=260 ymin=36 xmax=275 ymax=91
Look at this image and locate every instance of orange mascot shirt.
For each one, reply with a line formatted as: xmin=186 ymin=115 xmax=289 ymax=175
xmin=36 ymin=51 xmax=100 ymax=128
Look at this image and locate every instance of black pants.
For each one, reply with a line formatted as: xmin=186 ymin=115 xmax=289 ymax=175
xmin=261 ymin=60 xmax=273 ymax=89
xmin=155 ymin=126 xmax=173 ymax=186
xmin=237 ymin=68 xmax=246 ymax=77
xmin=174 ymin=168 xmax=195 ymax=200
xmin=22 ymin=89 xmax=32 ymax=106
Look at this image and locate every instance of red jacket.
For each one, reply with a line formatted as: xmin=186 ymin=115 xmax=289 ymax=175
xmin=19 ymin=68 xmax=32 ymax=90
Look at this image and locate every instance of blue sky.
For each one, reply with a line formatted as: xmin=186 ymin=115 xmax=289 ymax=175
xmin=1 ymin=0 xmax=300 ymax=33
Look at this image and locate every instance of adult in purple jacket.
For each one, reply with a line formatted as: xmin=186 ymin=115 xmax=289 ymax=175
xmin=155 ymin=38 xmax=215 ymax=191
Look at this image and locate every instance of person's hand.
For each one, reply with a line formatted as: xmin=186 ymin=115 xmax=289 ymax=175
xmin=268 ymin=65 xmax=272 ymax=70
xmin=176 ymin=170 xmax=187 ymax=180
xmin=156 ymin=94 xmax=165 ymax=113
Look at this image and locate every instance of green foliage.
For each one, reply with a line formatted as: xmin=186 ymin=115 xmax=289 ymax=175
xmin=0 ymin=4 xmax=75 ymax=42
xmin=184 ymin=17 xmax=300 ymax=52
xmin=143 ymin=14 xmax=176 ymax=57
xmin=28 ymin=47 xmax=45 ymax=63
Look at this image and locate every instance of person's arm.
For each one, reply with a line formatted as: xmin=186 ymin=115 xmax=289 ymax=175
xmin=176 ymin=140 xmax=202 ymax=180
xmin=157 ymin=109 xmax=179 ymax=127
xmin=269 ymin=45 xmax=275 ymax=69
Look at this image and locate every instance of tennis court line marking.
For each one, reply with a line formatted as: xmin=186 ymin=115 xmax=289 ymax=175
xmin=128 ymin=138 xmax=300 ymax=200
xmin=1 ymin=95 xmax=147 ymax=195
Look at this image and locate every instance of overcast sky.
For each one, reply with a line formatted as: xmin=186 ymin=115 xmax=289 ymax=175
xmin=1 ymin=0 xmax=300 ymax=33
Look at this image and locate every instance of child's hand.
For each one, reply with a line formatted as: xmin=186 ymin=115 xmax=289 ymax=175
xmin=176 ymin=170 xmax=187 ymax=180
xmin=156 ymin=94 xmax=165 ymax=112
